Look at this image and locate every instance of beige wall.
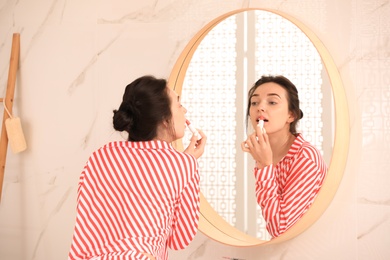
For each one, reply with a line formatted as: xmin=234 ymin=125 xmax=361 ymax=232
xmin=0 ymin=0 xmax=388 ymax=259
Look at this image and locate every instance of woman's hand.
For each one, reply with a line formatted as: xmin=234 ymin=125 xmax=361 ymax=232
xmin=241 ymin=126 xmax=272 ymax=169
xmin=184 ymin=129 xmax=207 ymax=159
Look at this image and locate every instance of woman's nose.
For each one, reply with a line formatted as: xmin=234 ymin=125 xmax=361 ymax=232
xmin=258 ymin=105 xmax=265 ymax=112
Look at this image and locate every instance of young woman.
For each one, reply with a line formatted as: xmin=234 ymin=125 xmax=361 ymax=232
xmin=241 ymin=75 xmax=327 ymax=238
xmin=68 ymin=75 xmax=206 ymax=260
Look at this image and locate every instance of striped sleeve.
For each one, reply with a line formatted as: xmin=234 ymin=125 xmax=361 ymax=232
xmin=167 ymin=154 xmax=200 ymax=250
xmin=254 ymin=144 xmax=327 ymax=237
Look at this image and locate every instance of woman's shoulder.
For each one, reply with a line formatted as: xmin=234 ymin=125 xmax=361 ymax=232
xmin=293 ymin=134 xmax=324 ymax=159
xmin=171 ymin=148 xmax=198 ymax=163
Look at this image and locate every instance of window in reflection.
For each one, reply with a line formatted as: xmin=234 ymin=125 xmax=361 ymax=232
xmin=182 ymin=15 xmax=238 ymax=226
xmin=181 ymin=11 xmax=331 ymax=239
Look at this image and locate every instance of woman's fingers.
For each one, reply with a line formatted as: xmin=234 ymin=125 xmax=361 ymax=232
xmin=241 ymin=141 xmax=250 ymax=152
xmin=184 ymin=129 xmax=207 ymax=159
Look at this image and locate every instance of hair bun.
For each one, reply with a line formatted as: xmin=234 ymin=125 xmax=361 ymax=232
xmin=113 ymin=108 xmax=135 ymax=132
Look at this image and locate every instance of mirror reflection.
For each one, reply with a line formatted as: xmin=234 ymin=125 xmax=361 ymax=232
xmin=180 ymin=10 xmax=334 ymax=240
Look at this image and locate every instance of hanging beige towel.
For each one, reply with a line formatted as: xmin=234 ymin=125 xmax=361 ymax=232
xmin=3 ymin=100 xmax=26 ymax=154
xmin=5 ymin=116 xmax=26 ymax=153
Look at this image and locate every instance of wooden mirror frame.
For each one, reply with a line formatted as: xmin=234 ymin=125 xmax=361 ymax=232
xmin=169 ymin=8 xmax=350 ymax=246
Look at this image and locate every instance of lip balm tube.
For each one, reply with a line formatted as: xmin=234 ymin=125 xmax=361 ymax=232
xmin=186 ymin=119 xmax=201 ymax=140
xmin=257 ymin=119 xmax=264 ymax=130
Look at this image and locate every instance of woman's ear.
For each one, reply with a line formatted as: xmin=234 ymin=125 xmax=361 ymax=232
xmin=287 ymin=112 xmax=296 ymax=123
xmin=162 ymin=119 xmax=170 ymax=128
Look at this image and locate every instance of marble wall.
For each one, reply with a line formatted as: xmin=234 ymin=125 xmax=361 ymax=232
xmin=0 ymin=0 xmax=388 ymax=259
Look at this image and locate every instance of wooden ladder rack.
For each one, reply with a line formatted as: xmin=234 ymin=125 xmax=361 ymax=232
xmin=0 ymin=33 xmax=20 ymax=201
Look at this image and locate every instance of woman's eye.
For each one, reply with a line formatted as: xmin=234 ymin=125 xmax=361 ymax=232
xmin=251 ymin=101 xmax=259 ymax=106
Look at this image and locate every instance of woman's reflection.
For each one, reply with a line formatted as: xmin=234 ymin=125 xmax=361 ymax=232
xmin=241 ymin=75 xmax=327 ymax=237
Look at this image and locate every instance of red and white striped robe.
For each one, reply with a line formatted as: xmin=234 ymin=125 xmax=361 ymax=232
xmin=68 ymin=140 xmax=200 ymax=260
xmin=254 ymin=133 xmax=327 ymax=238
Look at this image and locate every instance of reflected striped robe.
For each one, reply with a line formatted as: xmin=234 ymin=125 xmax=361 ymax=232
xmin=254 ymin=134 xmax=327 ymax=238
xmin=68 ymin=140 xmax=200 ymax=260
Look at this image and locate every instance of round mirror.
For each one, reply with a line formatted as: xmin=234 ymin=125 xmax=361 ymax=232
xmin=169 ymin=8 xmax=349 ymax=246
xmin=180 ymin=9 xmax=333 ymax=241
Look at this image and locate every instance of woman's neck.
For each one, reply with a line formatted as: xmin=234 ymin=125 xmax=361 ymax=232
xmin=155 ymin=124 xmax=175 ymax=143
xmin=269 ymin=131 xmax=296 ymax=164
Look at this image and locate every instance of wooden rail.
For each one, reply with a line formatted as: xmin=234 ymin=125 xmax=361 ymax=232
xmin=0 ymin=33 xmax=20 ymax=201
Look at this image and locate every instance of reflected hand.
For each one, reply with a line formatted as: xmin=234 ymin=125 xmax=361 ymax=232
xmin=241 ymin=126 xmax=272 ymax=169
xmin=184 ymin=129 xmax=207 ymax=159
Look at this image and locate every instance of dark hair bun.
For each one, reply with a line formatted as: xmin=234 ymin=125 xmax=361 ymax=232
xmin=299 ymin=109 xmax=304 ymax=119
xmin=113 ymin=108 xmax=134 ymax=132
